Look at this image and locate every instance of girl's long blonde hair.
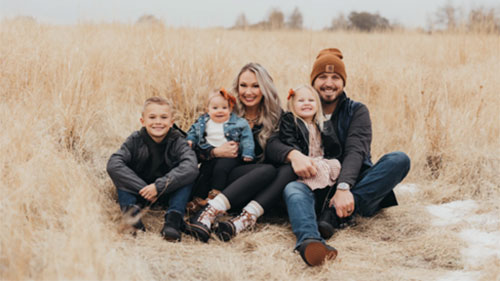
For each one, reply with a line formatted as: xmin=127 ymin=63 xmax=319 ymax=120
xmin=287 ymin=85 xmax=325 ymax=130
xmin=232 ymin=63 xmax=281 ymax=159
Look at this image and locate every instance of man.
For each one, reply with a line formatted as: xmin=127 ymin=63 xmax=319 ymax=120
xmin=267 ymin=48 xmax=410 ymax=266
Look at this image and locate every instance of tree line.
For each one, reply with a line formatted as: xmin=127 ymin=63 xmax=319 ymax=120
xmin=233 ymin=7 xmax=303 ymax=30
xmin=231 ymin=5 xmax=500 ymax=34
xmin=429 ymin=4 xmax=500 ymax=33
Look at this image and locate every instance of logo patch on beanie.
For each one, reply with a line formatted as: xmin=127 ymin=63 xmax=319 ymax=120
xmin=325 ymin=65 xmax=335 ymax=73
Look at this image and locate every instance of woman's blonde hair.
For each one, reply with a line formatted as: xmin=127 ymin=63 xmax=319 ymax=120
xmin=232 ymin=63 xmax=281 ymax=159
xmin=287 ymin=85 xmax=325 ymax=130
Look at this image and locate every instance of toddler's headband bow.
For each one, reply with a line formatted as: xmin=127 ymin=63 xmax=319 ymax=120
xmin=220 ymin=88 xmax=236 ymax=108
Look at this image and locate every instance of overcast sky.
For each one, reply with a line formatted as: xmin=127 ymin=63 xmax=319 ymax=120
xmin=1 ymin=0 xmax=499 ymax=29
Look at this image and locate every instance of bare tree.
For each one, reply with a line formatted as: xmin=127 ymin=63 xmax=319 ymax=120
xmin=348 ymin=12 xmax=391 ymax=32
xmin=329 ymin=13 xmax=349 ymax=31
xmin=136 ymin=14 xmax=162 ymax=25
xmin=287 ymin=7 xmax=303 ymax=30
xmin=234 ymin=13 xmax=248 ymax=30
xmin=468 ymin=7 xmax=499 ymax=33
xmin=434 ymin=2 xmax=460 ymax=30
xmin=430 ymin=3 xmax=500 ymax=33
xmin=268 ymin=8 xmax=285 ymax=30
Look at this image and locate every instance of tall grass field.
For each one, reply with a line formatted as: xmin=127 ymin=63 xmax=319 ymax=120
xmin=1 ymin=20 xmax=499 ymax=280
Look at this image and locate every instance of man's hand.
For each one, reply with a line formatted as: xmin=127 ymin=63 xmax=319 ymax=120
xmin=212 ymin=141 xmax=239 ymax=158
xmin=187 ymin=140 xmax=193 ymax=148
xmin=139 ymin=184 xmax=158 ymax=202
xmin=287 ymin=150 xmax=317 ymax=178
xmin=329 ymin=190 xmax=355 ymax=218
xmin=243 ymin=157 xmax=253 ymax=162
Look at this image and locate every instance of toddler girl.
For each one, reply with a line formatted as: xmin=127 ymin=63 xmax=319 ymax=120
xmin=186 ymin=88 xmax=254 ymax=211
xmin=279 ymin=85 xmax=341 ymax=190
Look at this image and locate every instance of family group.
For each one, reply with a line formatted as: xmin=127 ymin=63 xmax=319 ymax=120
xmin=106 ymin=48 xmax=411 ymax=266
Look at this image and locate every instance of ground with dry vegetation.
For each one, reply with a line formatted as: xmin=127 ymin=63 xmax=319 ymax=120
xmin=1 ymin=20 xmax=499 ymax=280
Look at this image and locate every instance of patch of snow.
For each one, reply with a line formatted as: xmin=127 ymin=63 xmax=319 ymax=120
xmin=459 ymin=229 xmax=500 ymax=268
xmin=395 ymin=183 xmax=419 ymax=195
xmin=428 ymin=200 xmax=500 ymax=280
xmin=426 ymin=200 xmax=477 ymax=226
xmin=465 ymin=212 xmax=500 ymax=228
xmin=437 ymin=270 xmax=481 ymax=281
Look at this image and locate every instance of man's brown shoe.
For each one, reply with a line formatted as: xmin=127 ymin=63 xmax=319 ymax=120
xmin=297 ymin=239 xmax=338 ymax=266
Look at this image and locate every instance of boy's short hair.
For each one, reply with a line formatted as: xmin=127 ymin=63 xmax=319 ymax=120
xmin=142 ymin=96 xmax=175 ymax=117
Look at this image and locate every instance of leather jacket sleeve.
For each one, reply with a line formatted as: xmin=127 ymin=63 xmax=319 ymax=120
xmin=106 ymin=132 xmax=148 ymax=195
xmin=279 ymin=112 xmax=306 ymax=152
xmin=266 ymin=112 xmax=300 ymax=165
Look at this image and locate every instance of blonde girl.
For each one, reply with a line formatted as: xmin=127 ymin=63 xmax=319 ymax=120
xmin=280 ymin=85 xmax=341 ymax=190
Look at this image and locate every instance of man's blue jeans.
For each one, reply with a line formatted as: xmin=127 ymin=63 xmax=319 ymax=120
xmin=117 ymin=184 xmax=193 ymax=216
xmin=283 ymin=151 xmax=410 ymax=248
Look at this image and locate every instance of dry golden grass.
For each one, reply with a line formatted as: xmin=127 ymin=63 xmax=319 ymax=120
xmin=1 ymin=20 xmax=499 ymax=280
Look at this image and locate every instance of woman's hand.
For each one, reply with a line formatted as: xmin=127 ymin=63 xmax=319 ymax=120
xmin=287 ymin=150 xmax=317 ymax=178
xmin=212 ymin=141 xmax=239 ymax=158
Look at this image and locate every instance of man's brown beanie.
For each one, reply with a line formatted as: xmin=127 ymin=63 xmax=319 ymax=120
xmin=310 ymin=48 xmax=347 ymax=86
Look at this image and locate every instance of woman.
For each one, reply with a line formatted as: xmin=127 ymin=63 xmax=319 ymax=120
xmin=186 ymin=63 xmax=297 ymax=242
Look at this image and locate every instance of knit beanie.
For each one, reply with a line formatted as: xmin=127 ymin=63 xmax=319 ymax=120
xmin=310 ymin=48 xmax=347 ymax=86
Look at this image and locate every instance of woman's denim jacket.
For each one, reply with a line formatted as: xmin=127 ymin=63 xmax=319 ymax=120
xmin=186 ymin=113 xmax=255 ymax=160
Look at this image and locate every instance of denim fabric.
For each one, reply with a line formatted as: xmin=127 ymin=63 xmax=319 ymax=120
xmin=117 ymin=188 xmax=143 ymax=210
xmin=283 ymin=151 xmax=410 ymax=248
xmin=117 ymin=183 xmax=193 ymax=216
xmin=283 ymin=181 xmax=324 ymax=249
xmin=351 ymin=151 xmax=410 ymax=216
xmin=186 ymin=113 xmax=255 ymax=159
xmin=165 ymin=183 xmax=192 ymax=216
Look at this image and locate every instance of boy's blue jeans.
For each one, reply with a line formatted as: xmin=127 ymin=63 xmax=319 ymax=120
xmin=283 ymin=151 xmax=410 ymax=248
xmin=117 ymin=184 xmax=193 ymax=216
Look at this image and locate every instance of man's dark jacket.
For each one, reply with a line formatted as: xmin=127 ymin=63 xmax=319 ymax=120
xmin=107 ymin=125 xmax=199 ymax=196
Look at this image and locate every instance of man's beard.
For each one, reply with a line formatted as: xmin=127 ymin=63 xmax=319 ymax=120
xmin=320 ymin=95 xmax=338 ymax=105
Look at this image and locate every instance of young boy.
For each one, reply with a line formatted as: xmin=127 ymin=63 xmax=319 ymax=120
xmin=107 ymin=96 xmax=198 ymax=241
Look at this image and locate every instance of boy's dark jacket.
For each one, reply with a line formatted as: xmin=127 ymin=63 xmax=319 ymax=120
xmin=107 ymin=125 xmax=198 ymax=196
